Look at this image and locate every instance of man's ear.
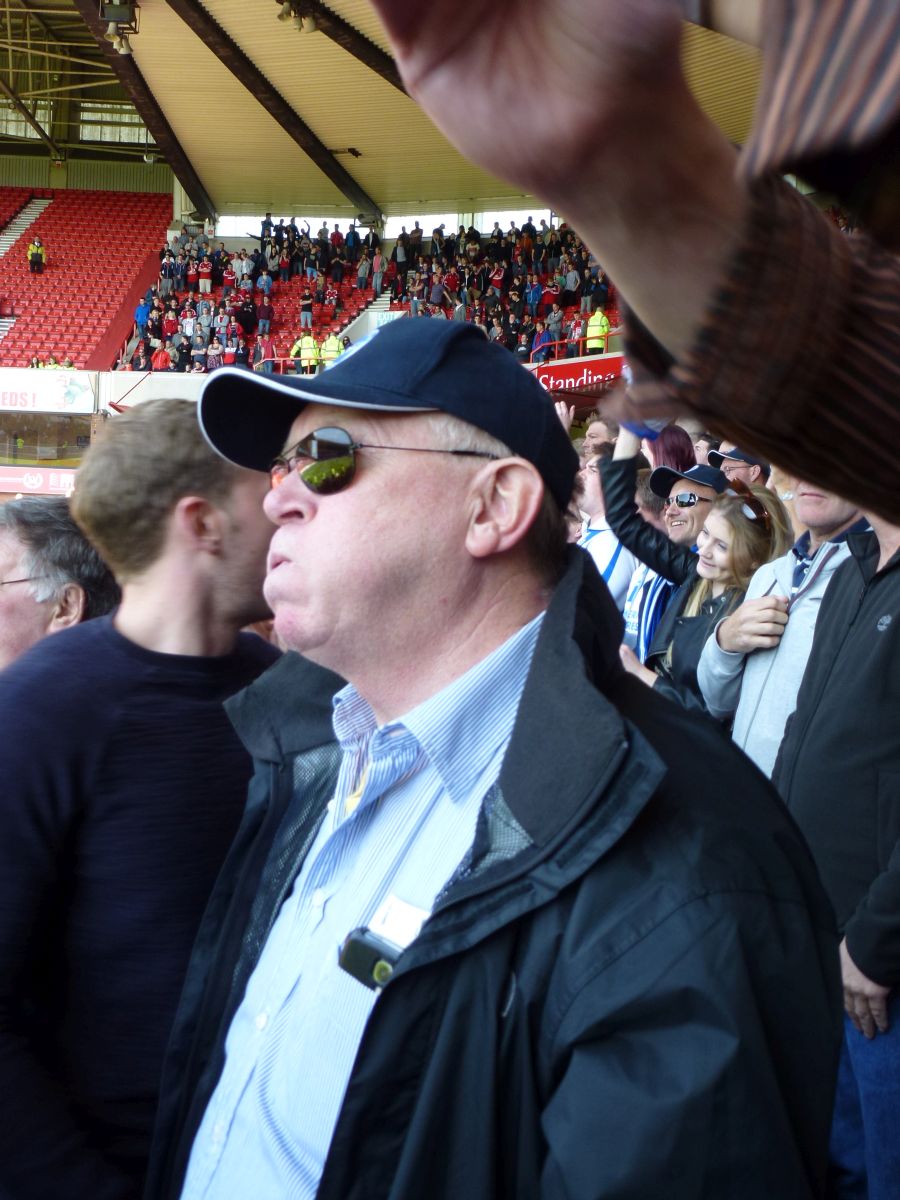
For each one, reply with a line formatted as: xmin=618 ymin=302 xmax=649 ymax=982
xmin=171 ymin=495 xmax=224 ymax=554
xmin=47 ymin=583 xmax=86 ymax=633
xmin=465 ymin=459 xmax=544 ymax=559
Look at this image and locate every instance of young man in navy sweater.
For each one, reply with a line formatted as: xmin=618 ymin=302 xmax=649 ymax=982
xmin=0 ymin=398 xmax=279 ymax=1200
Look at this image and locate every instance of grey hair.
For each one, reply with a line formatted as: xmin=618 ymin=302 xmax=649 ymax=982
xmin=0 ymin=496 xmax=120 ymax=618
xmin=423 ymin=410 xmax=514 ymax=459
xmin=421 ymin=411 xmax=569 ymax=586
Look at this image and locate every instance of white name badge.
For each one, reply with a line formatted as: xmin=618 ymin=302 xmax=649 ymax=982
xmin=369 ymin=893 xmax=430 ymax=951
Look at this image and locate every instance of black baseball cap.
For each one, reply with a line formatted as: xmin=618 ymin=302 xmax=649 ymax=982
xmin=649 ymin=463 xmax=728 ymax=498
xmin=708 ymin=446 xmax=770 ymax=473
xmin=198 ymin=319 xmax=578 ymax=509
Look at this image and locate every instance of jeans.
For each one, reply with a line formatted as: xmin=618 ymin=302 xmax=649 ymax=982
xmin=257 ymin=319 xmax=270 ymax=334
xmin=300 ymin=311 xmax=312 ymax=328
xmin=828 ymin=999 xmax=900 ymax=1200
xmin=260 ymin=359 xmax=274 ymax=375
xmin=372 ymin=272 xmax=383 ymax=296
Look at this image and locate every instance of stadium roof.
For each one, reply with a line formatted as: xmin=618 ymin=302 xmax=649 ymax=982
xmin=0 ymin=0 xmax=762 ymax=220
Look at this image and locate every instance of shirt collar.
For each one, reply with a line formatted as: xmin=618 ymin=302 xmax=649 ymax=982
xmin=792 ymin=515 xmax=870 ymax=560
xmin=331 ymin=612 xmax=545 ymax=807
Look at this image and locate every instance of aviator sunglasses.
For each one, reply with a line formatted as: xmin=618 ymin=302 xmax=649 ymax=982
xmin=270 ymin=426 xmax=499 ymax=493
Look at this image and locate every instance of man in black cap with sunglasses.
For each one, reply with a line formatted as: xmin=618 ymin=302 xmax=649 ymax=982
xmin=149 ymin=319 xmax=841 ymax=1200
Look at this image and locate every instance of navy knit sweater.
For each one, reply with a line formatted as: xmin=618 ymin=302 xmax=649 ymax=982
xmin=0 ymin=616 xmax=279 ymax=1199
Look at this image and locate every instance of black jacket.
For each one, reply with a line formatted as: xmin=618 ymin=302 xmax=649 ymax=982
xmin=774 ymin=532 xmax=900 ymax=986
xmin=148 ymin=552 xmax=841 ymax=1200
xmin=646 ymin=576 xmax=741 ymax=710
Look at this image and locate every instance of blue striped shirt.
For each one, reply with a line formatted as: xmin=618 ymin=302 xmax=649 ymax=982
xmin=180 ymin=612 xmax=544 ymax=1200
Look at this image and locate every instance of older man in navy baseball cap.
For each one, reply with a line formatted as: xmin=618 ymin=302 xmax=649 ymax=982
xmin=148 ymin=317 xmax=841 ymax=1200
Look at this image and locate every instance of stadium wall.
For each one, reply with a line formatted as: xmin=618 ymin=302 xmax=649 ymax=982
xmin=0 ymin=155 xmax=173 ymax=194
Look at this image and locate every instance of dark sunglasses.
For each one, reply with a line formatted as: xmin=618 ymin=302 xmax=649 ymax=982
xmin=664 ymin=492 xmax=712 ymax=509
xmin=727 ymin=479 xmax=772 ymax=532
xmin=270 ymin=426 xmax=499 ymax=494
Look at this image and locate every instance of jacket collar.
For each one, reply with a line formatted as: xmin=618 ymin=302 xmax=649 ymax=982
xmin=498 ymin=546 xmax=648 ymax=847
xmin=227 ymin=550 xmax=664 ymax=883
xmin=225 ymin=650 xmax=346 ymax=762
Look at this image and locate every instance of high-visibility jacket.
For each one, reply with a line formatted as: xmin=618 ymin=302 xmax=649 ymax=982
xmin=585 ymin=309 xmax=610 ymax=352
xmin=320 ymin=334 xmax=342 ymax=364
xmin=297 ymin=335 xmax=319 ymax=368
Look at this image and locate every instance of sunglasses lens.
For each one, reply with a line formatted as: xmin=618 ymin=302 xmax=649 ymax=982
xmin=674 ymin=494 xmax=695 ymax=508
xmin=300 ymin=454 xmax=355 ymax=494
xmin=270 ymin=428 xmax=356 ymax=494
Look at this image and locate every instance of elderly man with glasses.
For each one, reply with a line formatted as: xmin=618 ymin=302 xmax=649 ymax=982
xmin=148 ymin=319 xmax=841 ymax=1200
xmin=0 ymin=495 xmax=119 ymax=671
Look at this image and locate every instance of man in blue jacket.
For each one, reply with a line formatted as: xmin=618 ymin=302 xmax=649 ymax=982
xmin=150 ymin=320 xmax=841 ymax=1200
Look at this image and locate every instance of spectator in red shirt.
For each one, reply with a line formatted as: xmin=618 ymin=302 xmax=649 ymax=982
xmin=162 ymin=310 xmax=180 ymax=341
xmin=256 ymin=298 xmax=274 ymax=336
xmin=222 ymin=262 xmax=236 ymax=298
xmin=253 ymin=333 xmax=276 ymax=375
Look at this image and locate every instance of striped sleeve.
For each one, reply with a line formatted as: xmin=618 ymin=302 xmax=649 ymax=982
xmin=625 ymin=174 xmax=900 ymax=522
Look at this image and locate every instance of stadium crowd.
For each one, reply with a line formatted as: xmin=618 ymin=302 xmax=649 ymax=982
xmin=121 ymin=213 xmax=616 ymax=373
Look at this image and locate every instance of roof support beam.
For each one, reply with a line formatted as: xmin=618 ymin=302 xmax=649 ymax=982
xmin=0 ymin=73 xmax=61 ymax=155
xmin=304 ymin=2 xmax=405 ymax=94
xmin=70 ymin=0 xmax=216 ymax=217
xmin=165 ymin=0 xmax=383 ymax=218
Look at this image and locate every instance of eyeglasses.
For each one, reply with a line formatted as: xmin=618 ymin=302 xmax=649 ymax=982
xmin=0 ymin=576 xmax=40 ymax=587
xmin=269 ymin=426 xmax=499 ymax=494
xmin=663 ymin=493 xmax=712 ymax=510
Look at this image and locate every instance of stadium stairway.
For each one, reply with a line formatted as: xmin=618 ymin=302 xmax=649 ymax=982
xmin=0 ymin=198 xmax=53 ymax=257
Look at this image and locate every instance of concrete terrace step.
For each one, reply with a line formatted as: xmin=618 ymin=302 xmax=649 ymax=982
xmin=0 ymin=198 xmax=53 ymax=258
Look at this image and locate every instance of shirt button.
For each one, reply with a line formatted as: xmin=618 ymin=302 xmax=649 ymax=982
xmin=255 ymin=1011 xmax=269 ymax=1031
xmin=211 ymin=1121 xmax=225 ymax=1147
xmin=311 ymin=888 xmax=326 ymax=911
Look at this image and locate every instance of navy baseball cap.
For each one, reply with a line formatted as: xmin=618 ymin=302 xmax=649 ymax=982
xmin=708 ymin=446 xmax=770 ymax=473
xmin=198 ymin=319 xmax=578 ymax=509
xmin=649 ymin=463 xmax=728 ymax=498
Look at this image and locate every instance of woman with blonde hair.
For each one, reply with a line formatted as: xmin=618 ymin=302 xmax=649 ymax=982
xmin=620 ymin=481 xmax=793 ymax=711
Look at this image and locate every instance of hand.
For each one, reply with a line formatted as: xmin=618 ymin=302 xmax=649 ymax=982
xmin=840 ymin=939 xmax=891 ymax=1039
xmin=555 ymin=400 xmax=576 ymax=432
xmin=370 ymin=0 xmax=684 ymax=204
xmin=619 ymin=643 xmax=657 ymax=688
xmin=371 ymin=0 xmax=745 ymax=366
xmin=716 ymin=595 xmax=789 ymax=653
xmin=612 ymin=425 xmax=643 ymax=461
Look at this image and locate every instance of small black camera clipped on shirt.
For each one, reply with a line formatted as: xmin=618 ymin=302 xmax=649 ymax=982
xmin=339 ymin=927 xmax=402 ymax=991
